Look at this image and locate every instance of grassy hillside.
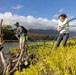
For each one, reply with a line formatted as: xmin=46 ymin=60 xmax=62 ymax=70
xmin=10 ymin=38 xmax=76 ymax=75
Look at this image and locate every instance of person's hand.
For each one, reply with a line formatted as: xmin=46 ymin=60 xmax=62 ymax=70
xmin=15 ymin=34 xmax=20 ymax=40
xmin=57 ymin=27 xmax=61 ymax=31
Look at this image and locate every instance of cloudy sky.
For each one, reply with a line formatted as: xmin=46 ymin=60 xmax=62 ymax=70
xmin=0 ymin=0 xmax=76 ymax=31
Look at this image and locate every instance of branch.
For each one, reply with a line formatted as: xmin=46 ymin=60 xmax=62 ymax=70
xmin=9 ymin=47 xmax=24 ymax=74
xmin=0 ymin=46 xmax=7 ymax=75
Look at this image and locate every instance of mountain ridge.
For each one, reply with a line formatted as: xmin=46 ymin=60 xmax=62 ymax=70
xmin=29 ymin=29 xmax=76 ymax=37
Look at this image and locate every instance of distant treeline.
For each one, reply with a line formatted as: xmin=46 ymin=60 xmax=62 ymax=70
xmin=2 ymin=25 xmax=56 ymax=41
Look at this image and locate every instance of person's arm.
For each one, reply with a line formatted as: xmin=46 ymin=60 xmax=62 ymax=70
xmin=57 ymin=26 xmax=61 ymax=31
xmin=17 ymin=27 xmax=23 ymax=36
xmin=57 ymin=20 xmax=61 ymax=31
xmin=15 ymin=27 xmax=23 ymax=39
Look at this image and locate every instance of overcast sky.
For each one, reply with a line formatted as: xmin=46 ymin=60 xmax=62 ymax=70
xmin=0 ymin=0 xmax=76 ymax=31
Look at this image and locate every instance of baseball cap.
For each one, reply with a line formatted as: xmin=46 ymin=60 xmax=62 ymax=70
xmin=14 ymin=22 xmax=19 ymax=25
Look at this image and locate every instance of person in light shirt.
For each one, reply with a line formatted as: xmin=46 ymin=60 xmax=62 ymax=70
xmin=56 ymin=14 xmax=69 ymax=47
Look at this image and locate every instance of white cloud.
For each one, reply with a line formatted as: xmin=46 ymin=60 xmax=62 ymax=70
xmin=69 ymin=19 xmax=76 ymax=31
xmin=12 ymin=5 xmax=23 ymax=10
xmin=0 ymin=12 xmax=58 ymax=30
xmin=0 ymin=12 xmax=76 ymax=31
xmin=59 ymin=9 xmax=64 ymax=12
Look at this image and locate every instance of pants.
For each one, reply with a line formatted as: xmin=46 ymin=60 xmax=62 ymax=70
xmin=56 ymin=33 xmax=69 ymax=47
xmin=19 ymin=36 xmax=27 ymax=50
